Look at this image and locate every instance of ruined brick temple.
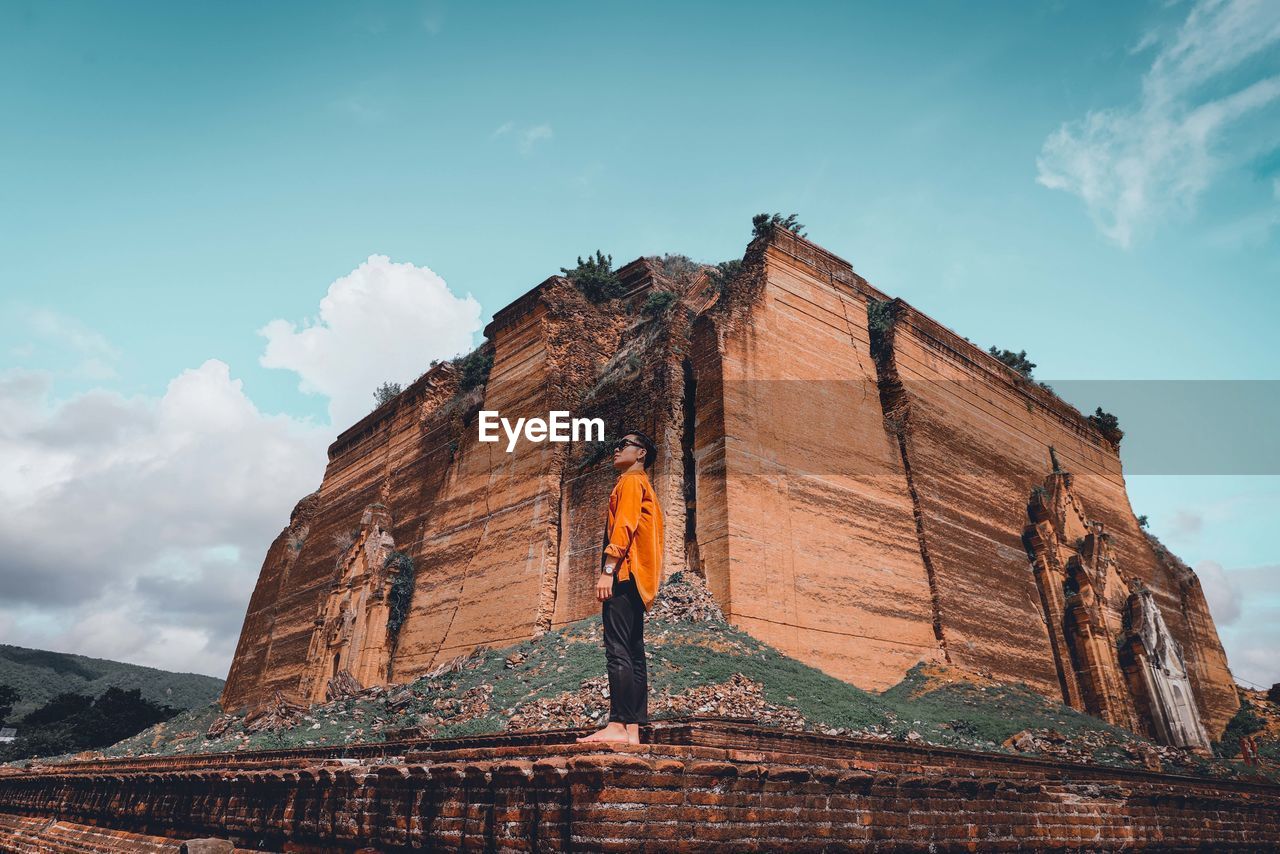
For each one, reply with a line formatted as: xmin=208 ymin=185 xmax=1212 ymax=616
xmin=1 ymin=227 xmax=1267 ymax=852
xmin=222 ymin=227 xmax=1238 ymax=752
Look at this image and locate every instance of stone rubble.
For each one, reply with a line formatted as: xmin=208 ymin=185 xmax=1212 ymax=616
xmin=241 ymin=691 xmax=307 ymax=734
xmin=324 ymin=670 xmax=363 ymax=701
xmin=646 ymin=571 xmax=725 ymax=624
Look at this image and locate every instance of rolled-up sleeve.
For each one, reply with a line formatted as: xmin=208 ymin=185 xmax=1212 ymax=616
xmin=603 ymin=475 xmax=643 ymax=560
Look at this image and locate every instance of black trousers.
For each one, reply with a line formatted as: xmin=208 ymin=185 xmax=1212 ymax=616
xmin=602 ymin=573 xmax=648 ymax=725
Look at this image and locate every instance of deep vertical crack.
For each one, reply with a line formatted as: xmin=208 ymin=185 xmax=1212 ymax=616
xmin=867 ymin=299 xmax=951 ymax=664
xmin=680 ymin=357 xmax=701 ymax=577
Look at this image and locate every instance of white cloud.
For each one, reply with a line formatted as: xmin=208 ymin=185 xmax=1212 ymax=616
xmin=258 ymin=254 xmax=482 ymax=429
xmin=519 ymin=123 xmax=553 ymax=153
xmin=1212 ymin=563 xmax=1280 ymax=689
xmin=0 ymin=253 xmax=486 ymax=679
xmin=0 ymin=361 xmax=330 ymax=677
xmin=490 ymin=122 xmax=554 ymax=152
xmin=6 ymin=307 xmax=122 ymax=380
xmin=1129 ymin=29 xmax=1160 ymax=55
xmin=1037 ymin=0 xmax=1280 ymax=247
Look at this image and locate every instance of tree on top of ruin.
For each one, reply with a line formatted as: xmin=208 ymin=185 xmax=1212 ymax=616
xmin=561 ymin=250 xmax=625 ymax=302
xmin=1088 ymin=407 xmax=1124 ymax=446
xmin=373 ymin=382 xmax=403 ymax=408
xmin=988 ymin=346 xmax=1036 ymax=379
xmin=752 ymin=212 xmax=806 ymax=240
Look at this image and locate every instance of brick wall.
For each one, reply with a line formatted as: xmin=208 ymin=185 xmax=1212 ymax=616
xmin=1 ymin=719 xmax=1276 ymax=851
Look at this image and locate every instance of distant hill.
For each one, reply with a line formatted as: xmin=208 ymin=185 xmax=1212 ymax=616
xmin=0 ymin=644 xmax=223 ymax=722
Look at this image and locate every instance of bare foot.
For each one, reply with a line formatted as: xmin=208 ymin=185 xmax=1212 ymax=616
xmin=625 ymin=723 xmax=641 ymax=745
xmin=577 ymin=722 xmax=630 ymax=743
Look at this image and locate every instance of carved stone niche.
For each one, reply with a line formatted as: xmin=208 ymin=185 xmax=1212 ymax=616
xmin=298 ymin=503 xmax=400 ymax=703
xmin=1024 ymin=471 xmax=1139 ymax=733
xmin=1120 ymin=584 xmax=1211 ymax=751
xmin=1024 ymin=470 xmax=1212 ymax=750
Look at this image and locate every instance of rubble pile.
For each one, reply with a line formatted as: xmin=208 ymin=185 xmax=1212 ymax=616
xmin=1002 ymin=726 xmax=1202 ymax=773
xmin=242 ymin=691 xmax=307 ymax=734
xmin=648 ymin=572 xmax=725 ymax=623
xmin=506 ymin=677 xmax=611 ymax=731
xmin=205 ymin=715 xmax=235 ymax=740
xmin=324 ymin=670 xmax=364 ymax=701
xmin=505 ymin=673 xmax=808 ymax=733
xmin=650 ymin=673 xmax=807 ymax=730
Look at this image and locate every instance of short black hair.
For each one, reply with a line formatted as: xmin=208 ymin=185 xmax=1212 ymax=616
xmin=623 ymin=429 xmax=657 ymax=470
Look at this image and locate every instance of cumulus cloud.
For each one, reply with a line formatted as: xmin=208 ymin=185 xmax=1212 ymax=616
xmin=258 ymin=255 xmax=482 ymax=429
xmin=1209 ymin=563 xmax=1280 ymax=689
xmin=1037 ymin=0 xmax=1280 ymax=246
xmin=0 ymin=362 xmax=329 ymax=676
xmin=0 ymin=254 xmax=484 ymax=678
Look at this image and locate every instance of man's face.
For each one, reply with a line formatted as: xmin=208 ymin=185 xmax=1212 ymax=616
xmin=611 ymin=434 xmax=646 ymax=471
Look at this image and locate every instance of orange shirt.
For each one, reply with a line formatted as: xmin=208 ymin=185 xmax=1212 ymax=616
xmin=603 ymin=468 xmax=664 ymax=611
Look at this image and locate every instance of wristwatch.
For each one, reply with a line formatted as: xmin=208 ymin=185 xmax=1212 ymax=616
xmin=602 ymin=562 xmax=616 ymax=575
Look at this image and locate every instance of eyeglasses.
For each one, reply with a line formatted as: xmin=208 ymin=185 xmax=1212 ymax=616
xmin=612 ymin=439 xmax=643 ymax=452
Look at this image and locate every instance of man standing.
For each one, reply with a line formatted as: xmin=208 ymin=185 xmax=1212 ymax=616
xmin=577 ymin=430 xmax=664 ymax=745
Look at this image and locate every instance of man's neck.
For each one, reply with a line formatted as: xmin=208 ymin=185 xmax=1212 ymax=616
xmin=618 ymin=463 xmax=646 ymax=476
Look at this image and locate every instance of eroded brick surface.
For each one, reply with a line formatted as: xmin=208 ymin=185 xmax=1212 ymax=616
xmin=221 ymin=228 xmax=1237 ymax=757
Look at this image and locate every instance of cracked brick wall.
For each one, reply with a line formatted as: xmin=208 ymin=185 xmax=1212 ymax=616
xmin=221 ymin=229 xmax=1238 ymax=747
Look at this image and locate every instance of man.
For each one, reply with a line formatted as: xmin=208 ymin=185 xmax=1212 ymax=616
xmin=577 ymin=430 xmax=664 ymax=745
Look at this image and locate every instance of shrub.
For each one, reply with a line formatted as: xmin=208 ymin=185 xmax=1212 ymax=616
xmin=1214 ymin=703 xmax=1266 ymax=759
xmin=707 ymin=259 xmax=742 ymax=294
xmin=751 ymin=212 xmax=806 ymax=240
xmin=988 ymin=346 xmax=1036 ymax=379
xmin=642 ymin=290 xmax=678 ymax=318
xmin=451 ymin=346 xmax=493 ymax=393
xmin=1088 ymin=407 xmax=1124 ymax=446
xmin=373 ymin=382 xmax=402 ymax=408
xmin=1 ymin=687 xmax=177 ymax=761
xmin=867 ymin=299 xmax=895 ymax=337
xmin=1136 ymin=514 xmax=1149 ymax=529
xmin=560 ymin=250 xmax=625 ymax=302
xmin=384 ymin=551 xmax=417 ymax=652
xmin=655 ymin=253 xmax=701 ymax=283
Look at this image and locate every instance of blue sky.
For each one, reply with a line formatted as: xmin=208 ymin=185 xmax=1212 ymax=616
xmin=0 ymin=0 xmax=1276 ymax=686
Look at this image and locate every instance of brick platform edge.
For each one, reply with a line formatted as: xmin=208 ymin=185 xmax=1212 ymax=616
xmin=0 ymin=717 xmax=1277 ymax=852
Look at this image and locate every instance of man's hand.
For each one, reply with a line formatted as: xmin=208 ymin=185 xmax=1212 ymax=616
xmin=596 ymin=568 xmax=615 ymax=602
